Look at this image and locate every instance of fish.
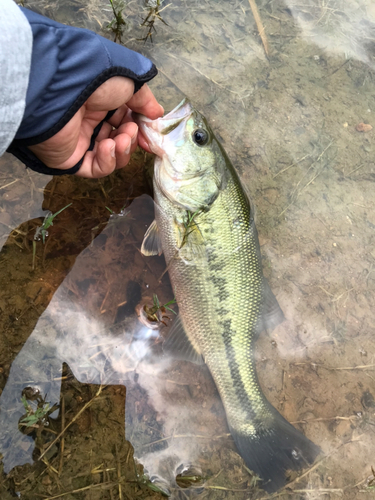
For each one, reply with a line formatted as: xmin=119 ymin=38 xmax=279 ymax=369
xmin=134 ymin=99 xmax=320 ymax=493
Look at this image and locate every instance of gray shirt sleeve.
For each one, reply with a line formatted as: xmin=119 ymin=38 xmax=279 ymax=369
xmin=0 ymin=0 xmax=32 ymax=156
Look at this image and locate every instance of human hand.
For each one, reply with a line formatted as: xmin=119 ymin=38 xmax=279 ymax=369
xmin=29 ymin=78 xmax=163 ymax=178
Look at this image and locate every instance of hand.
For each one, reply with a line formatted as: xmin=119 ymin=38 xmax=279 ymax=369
xmin=29 ymin=77 xmax=164 ymax=178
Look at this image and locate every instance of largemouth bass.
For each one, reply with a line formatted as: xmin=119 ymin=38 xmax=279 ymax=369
xmin=135 ymin=99 xmax=320 ymax=493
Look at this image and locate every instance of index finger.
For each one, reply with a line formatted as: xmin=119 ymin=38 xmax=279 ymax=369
xmin=126 ymin=84 xmax=164 ymax=119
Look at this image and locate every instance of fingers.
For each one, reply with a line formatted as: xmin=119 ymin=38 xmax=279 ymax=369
xmin=137 ymin=128 xmax=153 ymax=154
xmin=75 ymin=138 xmax=116 ymax=178
xmin=126 ymin=83 xmax=164 ymax=119
xmin=106 ymin=104 xmax=130 ymax=129
xmin=75 ymin=122 xmax=138 ymax=178
xmin=112 ymin=122 xmax=138 ymax=168
xmin=86 ymin=77 xmax=135 ymax=112
xmin=30 ymin=78 xmax=163 ymax=178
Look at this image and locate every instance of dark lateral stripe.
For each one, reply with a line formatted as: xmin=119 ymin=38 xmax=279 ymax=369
xmin=221 ymin=319 xmax=261 ymax=422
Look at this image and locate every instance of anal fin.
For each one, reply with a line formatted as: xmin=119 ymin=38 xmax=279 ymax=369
xmin=255 ymin=278 xmax=285 ymax=336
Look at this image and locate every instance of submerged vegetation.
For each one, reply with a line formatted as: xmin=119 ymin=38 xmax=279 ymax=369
xmin=105 ymin=0 xmax=170 ymax=44
xmin=142 ymin=293 xmax=176 ymax=326
xmin=139 ymin=0 xmax=169 ymax=44
xmin=32 ymin=203 xmax=72 ymax=269
xmin=20 ymin=392 xmax=58 ymax=429
xmin=367 ymin=466 xmax=375 ymax=490
xmin=106 ymin=0 xmax=127 ymax=43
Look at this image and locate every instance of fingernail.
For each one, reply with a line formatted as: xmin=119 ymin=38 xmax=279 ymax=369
xmin=131 ymin=126 xmax=138 ymax=145
xmin=125 ymin=144 xmax=131 ymax=155
xmin=110 ymin=145 xmax=116 ymax=158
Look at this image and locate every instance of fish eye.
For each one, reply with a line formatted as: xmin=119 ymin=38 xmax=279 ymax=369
xmin=192 ymin=128 xmax=209 ymax=146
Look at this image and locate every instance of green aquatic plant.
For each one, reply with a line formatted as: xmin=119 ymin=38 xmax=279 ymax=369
xmin=143 ymin=294 xmax=177 ymax=325
xmin=107 ymin=0 xmax=127 ymax=43
xmin=139 ymin=474 xmax=169 ymax=496
xmin=140 ymin=294 xmax=176 ymax=327
xmin=180 ymin=209 xmax=202 ymax=249
xmin=368 ymin=466 xmax=375 ymax=490
xmin=34 ymin=203 xmax=72 ymax=245
xmin=139 ymin=0 xmax=169 ymax=44
xmin=20 ymin=394 xmax=58 ymax=428
xmin=32 ymin=203 xmax=72 ymax=269
xmin=105 ymin=205 xmax=129 ymax=216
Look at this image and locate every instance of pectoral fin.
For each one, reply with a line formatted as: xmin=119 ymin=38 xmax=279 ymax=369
xmin=141 ymin=220 xmax=163 ymax=256
xmin=163 ymin=314 xmax=204 ymax=365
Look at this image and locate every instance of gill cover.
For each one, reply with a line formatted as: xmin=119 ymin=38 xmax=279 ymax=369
xmin=137 ymin=99 xmax=229 ymax=212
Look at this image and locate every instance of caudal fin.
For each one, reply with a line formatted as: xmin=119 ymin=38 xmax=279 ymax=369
xmin=231 ymin=416 xmax=321 ymax=493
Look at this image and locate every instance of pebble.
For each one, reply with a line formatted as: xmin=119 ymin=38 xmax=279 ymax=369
xmin=356 ymin=122 xmax=372 ymax=132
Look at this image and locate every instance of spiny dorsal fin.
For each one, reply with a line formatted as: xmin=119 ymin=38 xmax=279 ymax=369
xmin=163 ymin=314 xmax=204 ymax=365
xmin=141 ymin=220 xmax=163 ymax=256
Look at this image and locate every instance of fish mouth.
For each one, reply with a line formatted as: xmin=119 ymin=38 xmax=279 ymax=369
xmin=134 ymin=99 xmax=193 ymax=155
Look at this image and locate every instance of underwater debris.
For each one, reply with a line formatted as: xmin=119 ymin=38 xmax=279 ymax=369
xmin=137 ymin=294 xmax=176 ymax=329
xmin=356 ymin=122 xmax=372 ymax=132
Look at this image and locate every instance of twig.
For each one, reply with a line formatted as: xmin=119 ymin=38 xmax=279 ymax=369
xmin=166 ymin=52 xmax=243 ymax=97
xmin=158 ymin=67 xmax=185 ymax=95
xmin=292 ymin=415 xmax=357 ymax=425
xmin=106 ymin=469 xmax=115 ymax=500
xmin=273 ymin=154 xmax=311 ymax=179
xmin=293 ymin=362 xmax=375 ymax=371
xmin=278 ymin=141 xmax=333 ymax=217
xmin=248 ymin=0 xmax=269 ymax=56
xmin=43 ymin=481 xmax=117 ymax=499
xmin=205 ymin=485 xmax=251 ymax=492
xmin=293 ymin=489 xmax=343 ymax=494
xmin=58 ymin=395 xmax=65 ymax=475
xmin=39 ymin=385 xmax=104 ymax=460
xmin=115 ymin=443 xmax=123 ymax=500
xmin=346 ymin=163 xmax=365 ymax=176
xmin=0 ymin=179 xmax=19 ymax=190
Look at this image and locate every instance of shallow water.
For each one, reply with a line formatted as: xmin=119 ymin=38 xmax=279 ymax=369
xmin=1 ymin=0 xmax=375 ymax=498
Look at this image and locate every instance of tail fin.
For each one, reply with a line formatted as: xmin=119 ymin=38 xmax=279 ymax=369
xmin=230 ymin=416 xmax=321 ymax=493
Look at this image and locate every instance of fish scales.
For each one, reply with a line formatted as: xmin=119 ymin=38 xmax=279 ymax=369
xmin=156 ymin=169 xmax=268 ymax=431
xmin=135 ymin=99 xmax=320 ymax=493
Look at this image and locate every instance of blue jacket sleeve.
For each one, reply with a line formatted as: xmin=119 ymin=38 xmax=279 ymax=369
xmin=7 ymin=8 xmax=158 ymax=176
